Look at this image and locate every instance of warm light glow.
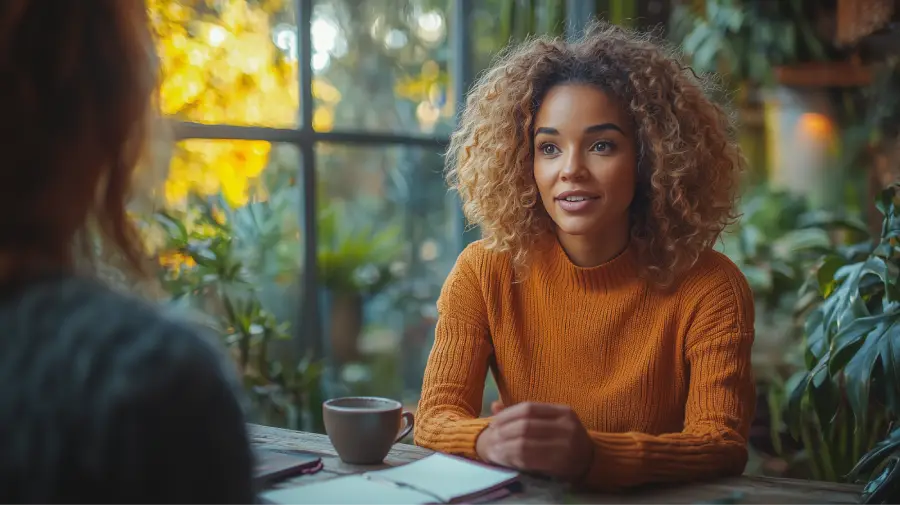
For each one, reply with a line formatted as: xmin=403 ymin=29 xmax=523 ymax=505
xmin=796 ymin=112 xmax=835 ymax=141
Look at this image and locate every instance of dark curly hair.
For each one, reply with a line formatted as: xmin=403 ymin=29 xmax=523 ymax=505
xmin=446 ymin=20 xmax=744 ymax=286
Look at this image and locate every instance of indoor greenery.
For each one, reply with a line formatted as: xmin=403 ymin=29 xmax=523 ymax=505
xmin=148 ymin=157 xmax=407 ymax=428
xmin=717 ymin=186 xmax=831 ymax=319
xmin=850 ymin=426 xmax=900 ymax=503
xmin=669 ymin=0 xmax=828 ymax=89
xmin=151 ymin=188 xmax=324 ymax=431
xmin=317 ymin=199 xmax=404 ymax=297
xmin=784 ymin=185 xmax=900 ymax=489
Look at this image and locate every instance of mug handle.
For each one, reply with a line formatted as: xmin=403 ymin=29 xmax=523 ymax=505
xmin=394 ymin=411 xmax=415 ymax=443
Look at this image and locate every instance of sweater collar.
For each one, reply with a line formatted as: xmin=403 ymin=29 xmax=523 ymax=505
xmin=539 ymin=235 xmax=639 ymax=291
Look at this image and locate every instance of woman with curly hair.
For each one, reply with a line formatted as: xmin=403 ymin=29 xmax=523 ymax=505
xmin=414 ymin=20 xmax=755 ymax=491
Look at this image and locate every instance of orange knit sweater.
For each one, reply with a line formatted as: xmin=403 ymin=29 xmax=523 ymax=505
xmin=414 ymin=238 xmax=756 ymax=491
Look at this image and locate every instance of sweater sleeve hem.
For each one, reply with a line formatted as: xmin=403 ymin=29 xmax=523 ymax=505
xmin=577 ymin=432 xmax=646 ymax=490
xmin=576 ymin=430 xmax=749 ymax=491
xmin=415 ymin=417 xmax=492 ymax=461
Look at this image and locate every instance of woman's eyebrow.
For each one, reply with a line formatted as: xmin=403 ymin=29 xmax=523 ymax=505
xmin=534 ymin=123 xmax=625 ymax=137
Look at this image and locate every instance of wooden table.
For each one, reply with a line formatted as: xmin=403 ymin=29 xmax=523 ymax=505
xmin=250 ymin=424 xmax=863 ymax=504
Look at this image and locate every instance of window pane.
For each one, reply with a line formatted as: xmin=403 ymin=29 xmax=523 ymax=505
xmin=150 ymin=0 xmax=299 ymax=127
xmin=143 ymin=139 xmax=308 ymax=428
xmin=316 ymin=144 xmax=458 ymax=410
xmin=311 ymin=0 xmax=454 ymax=136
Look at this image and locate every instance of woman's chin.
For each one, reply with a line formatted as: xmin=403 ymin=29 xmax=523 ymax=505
xmin=554 ymin=222 xmax=600 ymax=237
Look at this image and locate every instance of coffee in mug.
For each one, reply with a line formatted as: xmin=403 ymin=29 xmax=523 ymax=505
xmin=322 ymin=396 xmax=414 ymax=465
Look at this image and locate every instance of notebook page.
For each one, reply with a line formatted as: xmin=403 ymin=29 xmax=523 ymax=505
xmin=367 ymin=453 xmax=519 ymax=502
xmin=260 ymin=474 xmax=433 ymax=505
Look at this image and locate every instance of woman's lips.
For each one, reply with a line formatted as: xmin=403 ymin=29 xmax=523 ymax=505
xmin=556 ymin=196 xmax=599 ymax=212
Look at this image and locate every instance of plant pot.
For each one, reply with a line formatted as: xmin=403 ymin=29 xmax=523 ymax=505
xmin=328 ymin=291 xmax=364 ymax=364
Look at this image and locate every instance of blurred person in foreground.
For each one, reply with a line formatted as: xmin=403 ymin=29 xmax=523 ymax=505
xmin=0 ymin=1 xmax=254 ymax=502
xmin=415 ymin=20 xmax=755 ymax=491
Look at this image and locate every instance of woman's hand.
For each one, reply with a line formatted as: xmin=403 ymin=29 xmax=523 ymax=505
xmin=475 ymin=402 xmax=594 ymax=480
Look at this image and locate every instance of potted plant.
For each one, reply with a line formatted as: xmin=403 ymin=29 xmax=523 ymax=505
xmin=784 ymin=184 xmax=900 ymax=486
xmin=317 ymin=199 xmax=404 ymax=363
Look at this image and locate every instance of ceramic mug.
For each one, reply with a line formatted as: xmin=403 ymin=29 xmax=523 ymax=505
xmin=322 ymin=396 xmax=415 ymax=465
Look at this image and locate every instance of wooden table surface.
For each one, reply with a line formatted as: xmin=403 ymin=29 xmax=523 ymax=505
xmin=250 ymin=424 xmax=863 ymax=504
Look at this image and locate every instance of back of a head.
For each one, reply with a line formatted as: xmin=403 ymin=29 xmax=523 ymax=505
xmin=0 ymin=2 xmax=256 ymax=503
xmin=0 ymin=0 xmax=156 ymax=276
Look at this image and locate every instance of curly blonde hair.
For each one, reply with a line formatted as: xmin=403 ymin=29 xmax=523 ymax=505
xmin=446 ymin=21 xmax=744 ymax=287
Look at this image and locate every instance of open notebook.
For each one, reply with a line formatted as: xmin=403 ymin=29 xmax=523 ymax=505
xmin=260 ymin=453 xmax=520 ymax=504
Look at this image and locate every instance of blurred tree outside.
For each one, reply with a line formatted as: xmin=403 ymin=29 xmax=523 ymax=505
xmin=149 ymin=0 xmax=298 ymax=208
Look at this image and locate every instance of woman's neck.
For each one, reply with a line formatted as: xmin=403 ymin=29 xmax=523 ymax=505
xmin=555 ymin=223 xmax=630 ymax=268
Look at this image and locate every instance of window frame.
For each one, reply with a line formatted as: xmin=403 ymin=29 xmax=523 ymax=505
xmin=169 ymin=0 xmax=591 ymax=363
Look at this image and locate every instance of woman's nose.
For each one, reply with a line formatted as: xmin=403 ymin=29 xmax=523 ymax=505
xmin=560 ymin=151 xmax=587 ymax=181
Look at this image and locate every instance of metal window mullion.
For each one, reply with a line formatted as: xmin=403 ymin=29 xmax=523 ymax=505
xmin=297 ymin=0 xmax=321 ymax=363
xmin=172 ymin=121 xmax=447 ymax=147
xmin=451 ymin=0 xmax=474 ymax=250
xmin=565 ymin=0 xmax=592 ymax=41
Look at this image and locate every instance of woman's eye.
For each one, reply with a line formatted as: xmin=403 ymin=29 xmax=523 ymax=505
xmin=540 ymin=144 xmax=560 ymax=155
xmin=591 ymin=141 xmax=614 ymax=153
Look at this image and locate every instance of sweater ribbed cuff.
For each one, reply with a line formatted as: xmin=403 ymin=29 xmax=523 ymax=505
xmin=578 ymin=432 xmax=645 ymax=490
xmin=417 ymin=417 xmax=492 ymax=461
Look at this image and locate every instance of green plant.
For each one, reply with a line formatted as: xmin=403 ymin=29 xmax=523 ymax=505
xmin=848 ymin=426 xmax=900 ymax=503
xmin=784 ymin=185 xmax=900 ymax=483
xmin=150 ymin=187 xmax=323 ymax=431
xmin=317 ymin=199 xmax=404 ymax=297
xmin=718 ymin=185 xmax=869 ymax=476
xmin=719 ymin=187 xmax=831 ymax=318
xmin=669 ymin=0 xmax=827 ymax=88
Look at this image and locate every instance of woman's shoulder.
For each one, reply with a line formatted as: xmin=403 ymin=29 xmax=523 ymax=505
xmin=674 ymin=248 xmax=755 ymax=323
xmin=453 ymin=239 xmax=514 ymax=278
xmin=438 ymin=240 xmax=513 ymax=316
xmin=678 ymin=248 xmax=751 ymax=295
xmin=0 ymin=274 xmax=234 ymax=379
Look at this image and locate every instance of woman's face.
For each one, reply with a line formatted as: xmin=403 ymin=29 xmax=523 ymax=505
xmin=532 ymin=84 xmax=637 ymax=243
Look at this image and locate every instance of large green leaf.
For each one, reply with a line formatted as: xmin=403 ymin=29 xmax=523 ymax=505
xmin=829 ymin=316 xmax=876 ymax=375
xmin=850 ymin=427 xmax=900 ymax=480
xmin=787 ymin=368 xmax=812 ymax=439
xmin=843 ymin=311 xmax=900 ymax=427
xmin=818 ymin=255 xmax=848 ymax=297
xmin=861 ymin=458 xmax=900 ymax=503
xmin=887 ymin=336 xmax=900 ymax=415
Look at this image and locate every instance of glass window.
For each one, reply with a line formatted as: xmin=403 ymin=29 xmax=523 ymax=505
xmin=311 ymin=0 xmax=455 ymax=136
xmin=315 ymin=144 xmax=456 ymax=409
xmin=143 ymin=139 xmax=309 ymax=428
xmin=150 ymin=0 xmax=299 ymax=127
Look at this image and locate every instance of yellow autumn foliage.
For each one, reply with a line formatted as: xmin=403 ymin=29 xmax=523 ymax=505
xmin=150 ymin=0 xmax=338 ymax=208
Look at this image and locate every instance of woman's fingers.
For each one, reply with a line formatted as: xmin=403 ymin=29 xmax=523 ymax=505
xmin=491 ymin=437 xmax=568 ymax=475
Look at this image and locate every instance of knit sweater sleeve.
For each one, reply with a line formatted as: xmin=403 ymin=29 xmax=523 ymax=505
xmin=578 ymin=255 xmax=756 ymax=491
xmin=413 ymin=244 xmax=493 ymax=458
